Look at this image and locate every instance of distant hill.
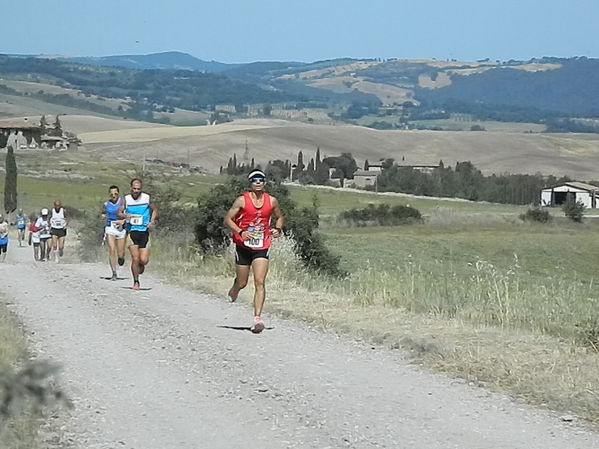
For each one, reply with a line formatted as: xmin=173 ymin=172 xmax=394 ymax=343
xmin=63 ymin=51 xmax=237 ymax=73
xmin=1 ymin=53 xmax=598 ymax=130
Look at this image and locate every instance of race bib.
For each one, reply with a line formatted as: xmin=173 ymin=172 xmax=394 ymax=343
xmin=17 ymin=218 xmax=25 ymax=226
xmin=40 ymin=226 xmax=50 ymax=236
xmin=51 ymin=218 xmax=65 ymax=228
xmin=129 ymin=215 xmax=143 ymax=226
xmin=244 ymin=231 xmax=264 ymax=248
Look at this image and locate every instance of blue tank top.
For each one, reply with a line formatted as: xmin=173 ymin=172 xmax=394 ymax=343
xmin=124 ymin=193 xmax=151 ymax=232
xmin=104 ymin=198 xmax=122 ymax=227
xmin=16 ymin=215 xmax=26 ymax=229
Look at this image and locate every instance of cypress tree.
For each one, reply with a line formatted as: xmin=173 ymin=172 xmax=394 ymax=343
xmin=4 ymin=146 xmax=17 ymax=214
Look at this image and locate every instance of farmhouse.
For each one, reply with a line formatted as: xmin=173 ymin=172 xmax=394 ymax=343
xmin=540 ymin=182 xmax=599 ymax=208
xmin=352 ymin=169 xmax=379 ymax=188
xmin=0 ymin=119 xmax=42 ymax=149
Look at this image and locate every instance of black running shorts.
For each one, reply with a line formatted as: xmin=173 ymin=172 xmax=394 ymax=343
xmin=50 ymin=228 xmax=67 ymax=238
xmin=128 ymin=230 xmax=150 ymax=249
xmin=235 ymin=245 xmax=269 ymax=266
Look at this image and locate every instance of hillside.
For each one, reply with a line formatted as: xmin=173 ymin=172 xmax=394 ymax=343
xmin=2 ymin=54 xmax=598 ymax=131
xmin=75 ymin=118 xmax=599 ymax=179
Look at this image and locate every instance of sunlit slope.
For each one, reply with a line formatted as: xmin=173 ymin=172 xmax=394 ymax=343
xmin=77 ymin=118 xmax=599 ymax=179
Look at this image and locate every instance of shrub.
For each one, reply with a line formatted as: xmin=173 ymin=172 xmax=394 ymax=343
xmin=562 ymin=197 xmax=585 ymax=222
xmin=76 ymin=210 xmax=105 ymax=262
xmin=519 ymin=207 xmax=552 ymax=223
xmin=195 ymin=177 xmax=346 ymax=277
xmin=340 ymin=203 xmax=423 ymax=226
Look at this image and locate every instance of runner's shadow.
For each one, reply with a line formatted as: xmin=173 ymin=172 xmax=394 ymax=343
xmin=217 ymin=325 xmax=273 ymax=332
xmin=120 ymin=286 xmax=152 ymax=291
xmin=100 ymin=276 xmax=128 ymax=280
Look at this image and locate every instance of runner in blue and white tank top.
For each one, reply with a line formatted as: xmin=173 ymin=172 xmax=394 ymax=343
xmin=118 ymin=178 xmax=157 ymax=290
xmin=102 ymin=185 xmax=127 ymax=280
xmin=0 ymin=214 xmax=9 ymax=262
xmin=16 ymin=209 xmax=27 ymax=247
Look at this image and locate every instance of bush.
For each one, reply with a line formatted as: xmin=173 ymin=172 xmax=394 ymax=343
xmin=340 ymin=203 xmax=423 ymax=226
xmin=562 ymin=197 xmax=585 ymax=222
xmin=519 ymin=207 xmax=552 ymax=223
xmin=76 ymin=210 xmax=105 ymax=262
xmin=195 ymin=177 xmax=346 ymax=277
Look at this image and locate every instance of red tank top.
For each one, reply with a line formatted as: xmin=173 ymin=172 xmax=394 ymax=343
xmin=232 ymin=192 xmax=273 ymax=250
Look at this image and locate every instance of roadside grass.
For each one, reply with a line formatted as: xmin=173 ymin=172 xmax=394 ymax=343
xmin=0 ymin=296 xmax=42 ymax=448
xmin=149 ymin=215 xmax=599 ymax=425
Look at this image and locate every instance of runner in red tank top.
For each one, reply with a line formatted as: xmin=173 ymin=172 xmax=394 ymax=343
xmin=224 ymin=169 xmax=285 ymax=333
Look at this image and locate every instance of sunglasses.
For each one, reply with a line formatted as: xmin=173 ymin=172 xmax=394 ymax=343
xmin=250 ymin=177 xmax=265 ymax=183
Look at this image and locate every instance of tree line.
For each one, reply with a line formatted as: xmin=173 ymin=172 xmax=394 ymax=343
xmin=375 ymin=160 xmax=571 ymax=205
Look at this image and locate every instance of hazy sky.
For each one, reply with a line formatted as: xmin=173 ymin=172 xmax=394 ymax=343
xmin=4 ymin=1 xmax=598 ymax=63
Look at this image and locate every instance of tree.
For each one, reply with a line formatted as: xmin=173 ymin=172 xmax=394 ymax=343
xmin=364 ymin=159 xmax=369 ymax=170
xmin=4 ymin=146 xmax=17 ymax=214
xmin=315 ymin=147 xmax=321 ymax=171
xmin=40 ymin=115 xmax=47 ymax=135
xmin=563 ymin=196 xmax=585 ymax=223
xmin=262 ymin=104 xmax=272 ymax=116
xmin=50 ymin=115 xmax=63 ymax=137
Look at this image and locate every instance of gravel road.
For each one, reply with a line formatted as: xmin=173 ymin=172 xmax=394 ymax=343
xmin=1 ymin=241 xmax=598 ymax=449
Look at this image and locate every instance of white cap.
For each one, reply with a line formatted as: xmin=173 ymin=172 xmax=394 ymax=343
xmin=41 ymin=208 xmax=49 ymax=215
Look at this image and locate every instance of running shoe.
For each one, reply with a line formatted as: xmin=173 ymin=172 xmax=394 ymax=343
xmin=228 ymin=286 xmax=240 ymax=302
xmin=250 ymin=316 xmax=265 ymax=334
xmin=118 ymin=257 xmax=125 ymax=266
xmin=111 ymin=273 xmax=118 ymax=281
xmin=132 ymin=281 xmax=140 ymax=291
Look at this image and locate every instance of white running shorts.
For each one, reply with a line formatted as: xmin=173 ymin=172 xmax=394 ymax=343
xmin=105 ymin=225 xmax=126 ymax=240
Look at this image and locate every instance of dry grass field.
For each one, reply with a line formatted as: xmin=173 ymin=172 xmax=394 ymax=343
xmin=72 ymin=117 xmax=599 ymax=179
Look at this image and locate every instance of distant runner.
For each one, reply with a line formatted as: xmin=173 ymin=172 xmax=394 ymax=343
xmin=28 ymin=214 xmax=41 ymax=261
xmin=50 ymin=200 xmax=68 ymax=262
xmin=224 ymin=169 xmax=284 ymax=333
xmin=16 ymin=209 xmax=27 ymax=247
xmin=102 ymin=185 xmax=127 ymax=281
xmin=0 ymin=215 xmax=9 ymax=262
xmin=118 ymin=179 xmax=157 ymax=291
xmin=36 ymin=209 xmax=52 ymax=262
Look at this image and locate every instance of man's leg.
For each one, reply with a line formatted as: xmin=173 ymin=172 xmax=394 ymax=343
xmin=51 ymin=235 xmax=59 ymax=261
xmin=116 ymin=237 xmax=126 ymax=267
xmin=138 ymin=248 xmax=150 ymax=275
xmin=251 ymin=258 xmax=269 ymax=317
xmin=129 ymin=244 xmax=141 ymax=288
xmin=229 ymin=255 xmax=250 ymax=302
xmin=106 ymin=235 xmax=118 ymax=279
xmin=58 ymin=235 xmax=65 ymax=257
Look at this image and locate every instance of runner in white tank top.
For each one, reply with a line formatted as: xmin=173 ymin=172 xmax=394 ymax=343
xmin=50 ymin=199 xmax=68 ymax=262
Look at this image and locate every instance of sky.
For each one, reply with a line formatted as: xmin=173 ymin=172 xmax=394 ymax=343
xmin=3 ymin=1 xmax=598 ymax=63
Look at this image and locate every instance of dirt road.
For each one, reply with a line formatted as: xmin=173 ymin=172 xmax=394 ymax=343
xmin=1 ymin=241 xmax=598 ymax=449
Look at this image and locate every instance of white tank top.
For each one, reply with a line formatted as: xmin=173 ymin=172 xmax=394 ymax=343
xmin=50 ymin=207 xmax=66 ymax=229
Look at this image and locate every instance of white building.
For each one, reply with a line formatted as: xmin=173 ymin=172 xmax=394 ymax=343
xmin=540 ymin=182 xmax=599 ymax=208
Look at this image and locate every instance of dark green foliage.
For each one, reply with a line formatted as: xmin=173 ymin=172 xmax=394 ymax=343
xmin=375 ymin=160 xmax=571 ymax=205
xmin=562 ymin=197 xmax=585 ymax=222
xmin=194 ymin=178 xmax=346 ymax=277
xmin=195 ymin=178 xmax=246 ymax=252
xmin=520 ymin=207 xmax=552 ymax=223
xmin=340 ymin=203 xmax=423 ymax=226
xmin=3 ymin=146 xmax=17 ymax=214
xmin=0 ymin=132 xmax=8 ymax=149
xmin=415 ymin=58 xmax=599 ymax=117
